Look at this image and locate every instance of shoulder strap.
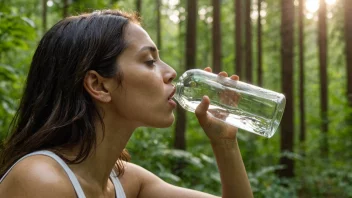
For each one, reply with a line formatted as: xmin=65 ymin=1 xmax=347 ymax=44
xmin=0 ymin=150 xmax=86 ymax=198
xmin=110 ymin=170 xmax=126 ymax=198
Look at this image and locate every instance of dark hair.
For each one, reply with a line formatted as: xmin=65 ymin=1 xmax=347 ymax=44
xmin=0 ymin=10 xmax=140 ymax=177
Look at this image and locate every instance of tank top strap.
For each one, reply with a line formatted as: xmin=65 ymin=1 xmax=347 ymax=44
xmin=0 ymin=150 xmax=86 ymax=198
xmin=109 ymin=169 xmax=126 ymax=198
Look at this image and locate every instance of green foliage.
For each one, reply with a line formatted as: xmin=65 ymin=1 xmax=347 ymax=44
xmin=250 ymin=169 xmax=299 ymax=198
xmin=296 ymin=157 xmax=352 ymax=197
xmin=0 ymin=7 xmax=36 ymax=140
xmin=0 ymin=13 xmax=35 ymax=52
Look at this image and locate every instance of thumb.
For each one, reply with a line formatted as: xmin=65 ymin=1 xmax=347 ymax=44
xmin=195 ymin=96 xmax=210 ymax=125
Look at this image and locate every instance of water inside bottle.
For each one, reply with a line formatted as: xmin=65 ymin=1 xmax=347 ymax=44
xmin=175 ymin=96 xmax=274 ymax=138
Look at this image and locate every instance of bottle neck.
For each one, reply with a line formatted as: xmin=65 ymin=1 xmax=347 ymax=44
xmin=172 ymin=80 xmax=181 ymax=102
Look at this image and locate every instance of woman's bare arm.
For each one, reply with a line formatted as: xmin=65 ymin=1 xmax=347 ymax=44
xmin=210 ymin=139 xmax=253 ymax=198
xmin=123 ymin=162 xmax=219 ymax=198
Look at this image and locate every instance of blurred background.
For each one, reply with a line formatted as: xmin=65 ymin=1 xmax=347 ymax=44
xmin=1 ymin=0 xmax=351 ymax=197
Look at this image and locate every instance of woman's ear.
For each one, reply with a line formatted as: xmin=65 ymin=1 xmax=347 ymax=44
xmin=83 ymin=70 xmax=112 ymax=103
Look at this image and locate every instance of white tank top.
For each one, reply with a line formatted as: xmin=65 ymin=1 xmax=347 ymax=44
xmin=0 ymin=150 xmax=126 ymax=198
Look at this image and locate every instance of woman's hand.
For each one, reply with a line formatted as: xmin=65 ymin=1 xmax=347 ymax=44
xmin=195 ymin=67 xmax=240 ymax=145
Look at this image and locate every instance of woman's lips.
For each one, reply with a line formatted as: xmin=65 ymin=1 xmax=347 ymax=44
xmin=168 ymin=98 xmax=177 ymax=108
xmin=168 ymin=87 xmax=176 ymax=100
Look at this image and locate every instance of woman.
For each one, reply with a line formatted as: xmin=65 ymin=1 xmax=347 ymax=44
xmin=0 ymin=10 xmax=253 ymax=197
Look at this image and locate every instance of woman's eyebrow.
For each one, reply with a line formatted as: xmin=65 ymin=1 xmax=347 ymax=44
xmin=137 ymin=46 xmax=159 ymax=55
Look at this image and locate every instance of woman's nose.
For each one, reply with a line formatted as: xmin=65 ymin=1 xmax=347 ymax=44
xmin=163 ymin=63 xmax=177 ymax=84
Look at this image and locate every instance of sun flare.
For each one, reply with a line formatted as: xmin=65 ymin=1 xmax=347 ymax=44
xmin=306 ymin=0 xmax=320 ymax=13
xmin=304 ymin=0 xmax=337 ymax=19
xmin=305 ymin=0 xmax=337 ymax=14
xmin=326 ymin=0 xmax=337 ymax=5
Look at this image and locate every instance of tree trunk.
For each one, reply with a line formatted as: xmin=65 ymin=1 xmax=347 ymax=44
xmin=298 ymin=0 xmax=306 ymax=148
xmin=136 ymin=0 xmax=142 ymax=15
xmin=42 ymin=0 xmax=47 ymax=34
xmin=318 ymin=0 xmax=328 ymax=158
xmin=278 ymin=0 xmax=295 ymax=178
xmin=212 ymin=0 xmax=221 ymax=73
xmin=173 ymin=0 xmax=197 ymax=176
xmin=174 ymin=106 xmax=186 ymax=150
xmin=257 ymin=0 xmax=263 ymax=86
xmin=345 ymin=0 xmax=352 ymax=108
xmin=235 ymin=0 xmax=243 ymax=76
xmin=186 ymin=0 xmax=197 ymax=68
xmin=156 ymin=0 xmax=162 ymax=50
xmin=63 ymin=0 xmax=69 ymax=18
xmin=174 ymin=0 xmax=197 ymax=151
xmin=245 ymin=0 xmax=252 ymax=83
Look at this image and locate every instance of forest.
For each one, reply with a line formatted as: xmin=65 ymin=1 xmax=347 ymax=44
xmin=0 ymin=0 xmax=352 ymax=197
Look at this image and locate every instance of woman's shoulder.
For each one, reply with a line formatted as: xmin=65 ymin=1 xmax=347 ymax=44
xmin=118 ymin=162 xmax=169 ymax=197
xmin=119 ymin=161 xmax=152 ymax=183
xmin=0 ymin=155 xmax=76 ymax=197
xmin=118 ymin=162 xmax=144 ymax=197
xmin=119 ymin=162 xmax=168 ymax=197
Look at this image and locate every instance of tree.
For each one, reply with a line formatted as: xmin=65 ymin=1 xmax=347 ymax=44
xmin=318 ymin=0 xmax=328 ymax=157
xmin=278 ymin=0 xmax=295 ymax=178
xmin=257 ymin=0 xmax=263 ymax=86
xmin=174 ymin=0 xmax=197 ymax=151
xmin=63 ymin=0 xmax=69 ymax=18
xmin=156 ymin=0 xmax=161 ymax=50
xmin=245 ymin=0 xmax=252 ymax=83
xmin=345 ymin=0 xmax=352 ymax=108
xmin=173 ymin=0 xmax=197 ymax=177
xmin=235 ymin=0 xmax=243 ymax=76
xmin=42 ymin=0 xmax=47 ymax=33
xmin=298 ymin=0 xmax=306 ymax=149
xmin=212 ymin=0 xmax=221 ymax=73
xmin=136 ymin=0 xmax=142 ymax=15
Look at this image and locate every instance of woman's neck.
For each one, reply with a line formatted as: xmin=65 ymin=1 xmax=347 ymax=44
xmin=66 ymin=112 xmax=136 ymax=190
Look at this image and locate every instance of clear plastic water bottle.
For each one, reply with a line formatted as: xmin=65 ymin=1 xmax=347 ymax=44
xmin=173 ymin=69 xmax=286 ymax=138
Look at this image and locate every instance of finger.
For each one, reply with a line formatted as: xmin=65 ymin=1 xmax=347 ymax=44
xmin=195 ymin=96 xmax=210 ymax=125
xmin=204 ymin=67 xmax=212 ymax=73
xmin=218 ymin=71 xmax=228 ymax=77
xmin=230 ymin=75 xmax=239 ymax=81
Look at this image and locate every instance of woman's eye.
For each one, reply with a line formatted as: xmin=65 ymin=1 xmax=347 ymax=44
xmin=145 ymin=59 xmax=156 ymax=67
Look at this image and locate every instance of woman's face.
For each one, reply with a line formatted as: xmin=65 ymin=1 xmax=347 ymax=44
xmin=109 ymin=23 xmax=177 ymax=128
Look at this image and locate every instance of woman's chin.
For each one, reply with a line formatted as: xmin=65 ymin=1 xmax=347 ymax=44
xmin=146 ymin=116 xmax=175 ymax=128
